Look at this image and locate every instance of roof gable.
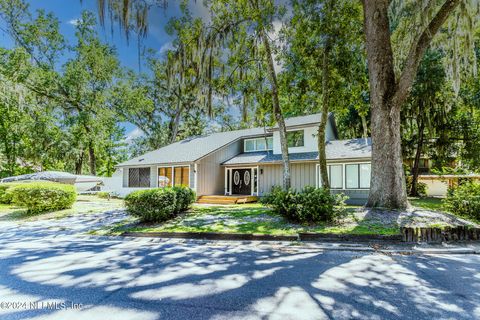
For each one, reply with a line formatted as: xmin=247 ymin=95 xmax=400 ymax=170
xmin=117 ymin=113 xmax=339 ymax=167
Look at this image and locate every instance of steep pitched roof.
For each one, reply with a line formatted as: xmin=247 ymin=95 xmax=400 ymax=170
xmin=117 ymin=113 xmax=342 ymax=167
xmin=222 ymin=138 xmax=371 ymax=165
xmin=117 ymin=127 xmax=266 ymax=167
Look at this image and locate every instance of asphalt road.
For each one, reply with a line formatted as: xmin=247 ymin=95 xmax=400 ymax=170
xmin=0 ymin=212 xmax=479 ymax=320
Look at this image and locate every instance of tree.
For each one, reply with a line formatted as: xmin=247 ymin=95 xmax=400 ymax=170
xmin=361 ymin=0 xmax=475 ymax=208
xmin=0 ymin=2 xmax=129 ymax=177
xmin=90 ymin=0 xmax=294 ymax=189
xmin=283 ymin=0 xmax=365 ymax=189
xmin=402 ymin=50 xmax=452 ymax=196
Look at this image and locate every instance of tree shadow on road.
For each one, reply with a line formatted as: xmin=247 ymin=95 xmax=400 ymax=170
xmin=0 ymin=222 xmax=478 ymax=320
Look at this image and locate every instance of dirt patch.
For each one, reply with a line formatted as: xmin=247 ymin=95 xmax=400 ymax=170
xmin=348 ymin=207 xmax=478 ymax=228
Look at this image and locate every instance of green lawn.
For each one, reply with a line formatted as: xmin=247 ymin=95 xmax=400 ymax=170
xmin=0 ymin=195 xmax=124 ymax=222
xmin=100 ymin=203 xmax=400 ymax=236
xmin=409 ymin=197 xmax=445 ymax=211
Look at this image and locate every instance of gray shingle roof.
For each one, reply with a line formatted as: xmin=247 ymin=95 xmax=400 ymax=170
xmin=222 ymin=138 xmax=371 ymax=165
xmin=117 ymin=113 xmax=349 ymax=167
xmin=117 ymin=127 xmax=266 ymax=167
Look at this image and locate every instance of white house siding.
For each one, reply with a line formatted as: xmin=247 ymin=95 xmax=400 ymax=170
xmin=257 ymin=162 xmax=369 ymax=205
xmin=272 ymin=124 xmax=336 ymax=155
xmin=196 ymin=140 xmax=243 ymax=196
xmin=114 ymin=164 xmax=195 ymax=197
xmin=259 ymin=163 xmax=316 ymax=195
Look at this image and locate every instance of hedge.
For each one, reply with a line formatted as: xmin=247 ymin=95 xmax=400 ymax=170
xmin=261 ymin=186 xmax=347 ymax=223
xmin=8 ymin=182 xmax=77 ymax=214
xmin=124 ymin=186 xmax=196 ymax=223
xmin=0 ymin=183 xmax=23 ymax=204
xmin=444 ymin=182 xmax=480 ymax=221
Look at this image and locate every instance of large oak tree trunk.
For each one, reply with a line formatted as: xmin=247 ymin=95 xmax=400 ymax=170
xmin=362 ymin=0 xmax=459 ymax=209
xmin=363 ymin=0 xmax=407 ymax=209
xmin=261 ymin=30 xmax=291 ymax=189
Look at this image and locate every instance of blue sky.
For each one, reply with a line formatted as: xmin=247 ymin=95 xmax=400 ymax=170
xmin=0 ymin=0 xmax=209 ymax=138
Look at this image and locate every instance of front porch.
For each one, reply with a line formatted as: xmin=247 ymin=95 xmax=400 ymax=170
xmin=197 ymin=195 xmax=259 ymax=205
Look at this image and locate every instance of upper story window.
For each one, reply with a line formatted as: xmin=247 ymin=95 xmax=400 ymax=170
xmin=128 ymin=167 xmax=150 ymax=188
xmin=287 ymin=130 xmax=304 ymax=147
xmin=244 ymin=137 xmax=273 ymax=152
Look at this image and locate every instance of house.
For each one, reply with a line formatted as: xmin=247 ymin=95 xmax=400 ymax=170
xmin=112 ymin=113 xmax=372 ymax=204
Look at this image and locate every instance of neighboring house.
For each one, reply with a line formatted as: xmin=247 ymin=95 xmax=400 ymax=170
xmin=113 ymin=113 xmax=372 ymax=204
xmin=0 ymin=171 xmax=103 ymax=192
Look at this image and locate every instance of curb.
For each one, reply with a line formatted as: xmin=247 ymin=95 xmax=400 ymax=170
xmin=121 ymin=231 xmax=403 ymax=243
xmin=121 ymin=231 xmax=298 ymax=242
xmin=299 ymin=232 xmax=402 ymax=242
xmin=84 ymin=234 xmax=480 ymax=255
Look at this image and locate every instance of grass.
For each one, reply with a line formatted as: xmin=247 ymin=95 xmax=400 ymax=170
xmin=409 ymin=197 xmax=445 ymax=211
xmin=0 ymin=195 xmax=124 ymax=222
xmin=104 ymin=203 xmax=401 ymax=236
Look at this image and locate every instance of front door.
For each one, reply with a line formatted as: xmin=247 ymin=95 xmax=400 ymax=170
xmin=231 ymin=169 xmax=252 ymax=195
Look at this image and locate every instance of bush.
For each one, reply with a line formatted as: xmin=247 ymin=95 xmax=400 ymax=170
xmin=96 ymin=191 xmax=111 ymax=199
xmin=444 ymin=182 xmax=480 ymax=221
xmin=172 ymin=186 xmax=196 ymax=213
xmin=406 ymin=176 xmax=427 ymax=197
xmin=9 ymin=182 xmax=77 ymax=214
xmin=261 ymin=186 xmax=346 ymax=223
xmin=0 ymin=183 xmax=22 ymax=204
xmin=125 ymin=188 xmax=177 ymax=223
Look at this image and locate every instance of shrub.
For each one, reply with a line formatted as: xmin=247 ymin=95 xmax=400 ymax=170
xmin=125 ymin=188 xmax=177 ymax=223
xmin=9 ymin=182 xmax=77 ymax=214
xmin=262 ymin=186 xmax=346 ymax=223
xmin=172 ymin=186 xmax=196 ymax=213
xmin=0 ymin=183 xmax=22 ymax=204
xmin=444 ymin=182 xmax=480 ymax=221
xmin=96 ymin=191 xmax=111 ymax=199
xmin=406 ymin=176 xmax=427 ymax=197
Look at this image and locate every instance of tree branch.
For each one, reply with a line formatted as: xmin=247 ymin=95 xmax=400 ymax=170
xmin=393 ymin=0 xmax=461 ymax=108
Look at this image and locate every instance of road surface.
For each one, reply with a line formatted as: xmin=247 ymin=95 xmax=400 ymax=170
xmin=0 ymin=211 xmax=479 ymax=319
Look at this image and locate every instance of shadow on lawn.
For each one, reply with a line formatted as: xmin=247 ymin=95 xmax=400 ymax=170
xmin=0 ymin=219 xmax=478 ymax=319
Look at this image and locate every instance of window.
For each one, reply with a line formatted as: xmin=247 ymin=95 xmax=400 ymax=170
xmin=287 ymin=130 xmax=304 ymax=147
xmin=244 ymin=137 xmax=273 ymax=152
xmin=345 ymin=163 xmax=371 ymax=189
xmin=158 ymin=166 xmax=190 ymax=188
xmin=158 ymin=167 xmax=173 ymax=187
xmin=128 ymin=167 xmax=151 ymax=188
xmin=329 ymin=165 xmax=343 ymax=189
xmin=245 ymin=139 xmax=256 ymax=152
xmin=318 ymin=164 xmax=343 ymax=189
xmin=359 ymin=164 xmax=371 ymax=188
xmin=174 ymin=166 xmax=190 ymax=187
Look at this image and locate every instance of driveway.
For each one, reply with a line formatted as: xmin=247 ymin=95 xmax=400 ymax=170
xmin=0 ymin=210 xmax=479 ymax=320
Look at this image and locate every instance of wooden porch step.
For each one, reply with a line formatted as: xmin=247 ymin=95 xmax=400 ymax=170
xmin=197 ymin=195 xmax=258 ymax=205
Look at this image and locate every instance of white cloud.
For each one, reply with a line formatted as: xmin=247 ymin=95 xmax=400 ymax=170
xmin=124 ymin=128 xmax=144 ymax=143
xmin=159 ymin=41 xmax=174 ymax=55
xmin=68 ymin=18 xmax=80 ymax=26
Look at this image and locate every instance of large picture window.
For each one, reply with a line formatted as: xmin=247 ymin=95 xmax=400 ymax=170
xmin=345 ymin=163 xmax=371 ymax=189
xmin=329 ymin=165 xmax=343 ymax=189
xmin=128 ymin=167 xmax=151 ymax=188
xmin=244 ymin=137 xmax=273 ymax=152
xmin=158 ymin=166 xmax=190 ymax=188
xmin=318 ymin=164 xmax=343 ymax=189
xmin=287 ymin=130 xmax=304 ymax=147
